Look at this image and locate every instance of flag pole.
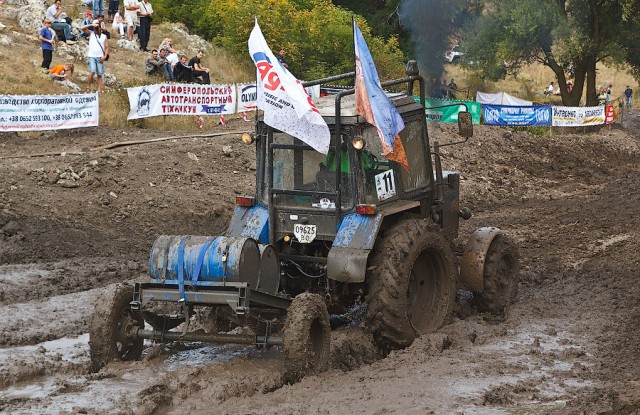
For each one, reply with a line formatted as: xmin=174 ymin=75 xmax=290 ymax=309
xmin=352 ymin=16 xmax=356 ymax=88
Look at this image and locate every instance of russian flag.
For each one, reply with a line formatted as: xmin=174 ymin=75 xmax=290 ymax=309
xmin=354 ymin=21 xmax=408 ymax=169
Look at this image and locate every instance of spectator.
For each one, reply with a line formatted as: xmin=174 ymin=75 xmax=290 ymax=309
xmin=123 ymin=0 xmax=139 ymax=41
xmin=545 ymin=81 xmax=554 ymax=96
xmin=137 ymin=0 xmax=153 ymax=52
xmin=606 ymin=84 xmax=612 ymax=103
xmin=173 ymin=54 xmax=194 ymax=83
xmin=80 ymin=12 xmax=93 ymax=40
xmin=162 ymin=46 xmax=179 ymax=69
xmin=447 ymin=79 xmax=458 ymax=99
xmin=49 ymin=63 xmax=74 ymax=81
xmin=188 ymin=50 xmax=210 ymax=84
xmin=45 ymin=0 xmax=77 ymax=44
xmin=598 ymin=89 xmax=607 ymax=105
xmin=440 ymin=79 xmax=448 ymax=99
xmin=159 ymin=38 xmax=177 ymax=53
xmin=81 ymin=19 xmax=109 ymax=94
xmin=158 ymin=47 xmax=173 ymax=80
xmin=624 ymin=85 xmax=633 ymax=108
xmin=567 ymin=81 xmax=572 ymax=94
xmin=107 ymin=0 xmax=119 ymax=22
xmin=97 ymin=14 xmax=111 ymax=39
xmin=39 ymin=18 xmax=55 ymax=70
xmin=112 ymin=8 xmax=125 ymax=37
xmin=277 ymin=48 xmax=288 ymax=69
xmin=145 ymin=49 xmax=164 ymax=77
xmin=93 ymin=0 xmax=104 ymax=25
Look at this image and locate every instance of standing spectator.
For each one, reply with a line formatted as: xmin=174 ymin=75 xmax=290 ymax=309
xmin=546 ymin=81 xmax=554 ymax=96
xmin=46 ymin=0 xmax=77 ymax=44
xmin=624 ymin=85 xmax=633 ymax=108
xmin=81 ymin=19 xmax=109 ymax=94
xmin=447 ymin=79 xmax=458 ymax=99
xmin=137 ymin=0 xmax=153 ymax=52
xmin=188 ymin=50 xmax=210 ymax=84
xmin=93 ymin=0 xmax=104 ymax=25
xmin=277 ymin=48 xmax=288 ymax=68
xmin=39 ymin=18 xmax=55 ymax=70
xmin=566 ymin=81 xmax=572 ymax=94
xmin=158 ymin=47 xmax=173 ymax=80
xmin=112 ymin=8 xmax=125 ymax=37
xmin=49 ymin=63 xmax=74 ymax=81
xmin=173 ymin=54 xmax=194 ymax=83
xmin=107 ymin=0 xmax=119 ymax=22
xmin=440 ymin=79 xmax=448 ymax=99
xmin=606 ymin=84 xmax=612 ymax=103
xmin=145 ymin=49 xmax=164 ymax=77
xmin=123 ymin=0 xmax=139 ymax=41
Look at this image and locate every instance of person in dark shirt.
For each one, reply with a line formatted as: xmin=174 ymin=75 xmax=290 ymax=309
xmin=173 ymin=54 xmax=195 ymax=83
xmin=188 ymin=50 xmax=210 ymax=84
xmin=277 ymin=48 xmax=288 ymax=69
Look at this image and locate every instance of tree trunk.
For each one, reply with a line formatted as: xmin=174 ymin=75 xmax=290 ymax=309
xmin=585 ymin=55 xmax=598 ymax=106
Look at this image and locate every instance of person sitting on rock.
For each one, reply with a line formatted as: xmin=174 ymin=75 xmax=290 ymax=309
xmin=46 ymin=0 xmax=77 ymax=44
xmin=145 ymin=49 xmax=164 ymax=77
xmin=50 ymin=63 xmax=74 ymax=81
xmin=80 ymin=11 xmax=93 ymax=40
xmin=173 ymin=53 xmax=195 ymax=83
xmin=112 ymin=8 xmax=125 ymax=38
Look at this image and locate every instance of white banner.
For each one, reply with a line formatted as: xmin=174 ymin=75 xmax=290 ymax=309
xmin=127 ymin=83 xmax=237 ymax=120
xmin=476 ymin=91 xmax=532 ymax=106
xmin=248 ymin=21 xmax=330 ymax=154
xmin=551 ymin=106 xmax=605 ymax=126
xmin=237 ymin=83 xmax=257 ymax=113
xmin=0 ymin=94 xmax=99 ymax=132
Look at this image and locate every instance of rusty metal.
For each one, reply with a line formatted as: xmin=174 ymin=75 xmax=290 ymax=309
xmin=459 ymin=227 xmax=502 ymax=292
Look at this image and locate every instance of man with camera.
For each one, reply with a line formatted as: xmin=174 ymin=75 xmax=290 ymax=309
xmin=81 ymin=20 xmax=109 ymax=94
xmin=45 ymin=0 xmax=77 ymax=44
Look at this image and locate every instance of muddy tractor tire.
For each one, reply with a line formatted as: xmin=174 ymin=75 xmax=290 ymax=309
xmin=473 ymin=233 xmax=520 ymax=313
xmin=283 ymin=292 xmax=331 ymax=382
xmin=366 ymin=219 xmax=457 ymax=353
xmin=89 ymin=283 xmax=144 ymax=372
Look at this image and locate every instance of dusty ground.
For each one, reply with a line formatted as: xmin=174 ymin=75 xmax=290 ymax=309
xmin=1 ymin=110 xmax=640 ymax=414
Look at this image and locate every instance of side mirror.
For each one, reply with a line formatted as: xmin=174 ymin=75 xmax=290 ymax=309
xmin=457 ymin=111 xmax=473 ymax=138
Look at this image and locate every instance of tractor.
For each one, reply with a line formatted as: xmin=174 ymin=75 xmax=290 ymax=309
xmin=89 ymin=61 xmax=519 ymax=380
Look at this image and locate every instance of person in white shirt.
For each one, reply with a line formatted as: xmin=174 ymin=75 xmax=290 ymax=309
xmin=45 ymin=0 xmax=76 ymax=44
xmin=112 ymin=8 xmax=125 ymax=37
xmin=137 ymin=0 xmax=153 ymax=52
xmin=123 ymin=0 xmax=139 ymax=41
xmin=81 ymin=20 xmax=109 ymax=94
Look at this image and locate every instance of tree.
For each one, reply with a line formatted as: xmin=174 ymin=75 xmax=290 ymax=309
xmin=462 ymin=0 xmax=640 ymax=106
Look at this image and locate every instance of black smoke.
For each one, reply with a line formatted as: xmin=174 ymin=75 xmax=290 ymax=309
xmin=398 ymin=0 xmax=465 ymax=96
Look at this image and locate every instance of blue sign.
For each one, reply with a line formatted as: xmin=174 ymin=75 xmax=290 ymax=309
xmin=483 ymin=105 xmax=552 ymax=126
xmin=201 ymin=104 xmax=227 ymax=114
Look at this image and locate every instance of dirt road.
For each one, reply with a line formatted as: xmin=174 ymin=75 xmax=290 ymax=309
xmin=1 ymin=112 xmax=639 ymax=414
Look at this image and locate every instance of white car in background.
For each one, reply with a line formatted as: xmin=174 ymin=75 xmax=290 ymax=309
xmin=445 ymin=45 xmax=463 ymax=64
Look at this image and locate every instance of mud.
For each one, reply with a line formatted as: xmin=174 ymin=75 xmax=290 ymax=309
xmin=1 ymin=110 xmax=640 ymax=414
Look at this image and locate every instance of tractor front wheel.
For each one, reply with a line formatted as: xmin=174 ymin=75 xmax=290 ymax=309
xmin=283 ymin=293 xmax=331 ymax=382
xmin=89 ymin=283 xmax=144 ymax=372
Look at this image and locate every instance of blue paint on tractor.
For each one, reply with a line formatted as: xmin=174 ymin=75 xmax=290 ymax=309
xmin=226 ymin=205 xmax=269 ymax=244
xmin=149 ymin=235 xmax=260 ymax=283
xmin=332 ymin=213 xmax=383 ymax=250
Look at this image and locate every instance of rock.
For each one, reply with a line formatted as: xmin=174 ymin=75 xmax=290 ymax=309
xmin=222 ymin=145 xmax=232 ymax=157
xmin=109 ymin=191 xmax=118 ymax=198
xmin=0 ymin=22 xmax=6 ymax=32
xmin=127 ymin=260 xmax=139 ymax=271
xmin=115 ymin=38 xmax=140 ymax=51
xmin=187 ymin=152 xmax=199 ymax=162
xmin=2 ymin=220 xmax=20 ymax=236
xmin=0 ymin=34 xmax=12 ymax=46
xmin=58 ymin=179 xmax=79 ymax=188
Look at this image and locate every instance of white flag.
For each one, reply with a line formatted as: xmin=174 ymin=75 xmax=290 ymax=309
xmin=248 ymin=21 xmax=330 ymax=154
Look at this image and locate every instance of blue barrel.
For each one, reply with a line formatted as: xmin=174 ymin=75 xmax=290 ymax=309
xmin=149 ymin=235 xmax=260 ymax=283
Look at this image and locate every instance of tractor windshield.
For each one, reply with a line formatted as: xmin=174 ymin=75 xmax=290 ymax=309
xmin=264 ymin=132 xmax=355 ymax=210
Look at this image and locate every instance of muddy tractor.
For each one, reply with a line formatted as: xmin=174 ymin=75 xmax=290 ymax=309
xmin=89 ymin=61 xmax=519 ymax=380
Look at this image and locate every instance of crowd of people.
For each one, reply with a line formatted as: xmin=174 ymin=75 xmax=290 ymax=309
xmin=145 ymin=41 xmax=213 ymax=84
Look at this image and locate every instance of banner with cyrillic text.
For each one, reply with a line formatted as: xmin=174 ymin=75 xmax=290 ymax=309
xmin=551 ymin=106 xmax=605 ymax=126
xmin=418 ymin=97 xmax=481 ymax=124
xmin=127 ymin=83 xmax=237 ymax=120
xmin=483 ymin=105 xmax=552 ymax=126
xmin=0 ymin=94 xmax=99 ymax=132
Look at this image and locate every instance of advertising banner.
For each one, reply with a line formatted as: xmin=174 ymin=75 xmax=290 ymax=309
xmin=483 ymin=105 xmax=552 ymax=126
xmin=236 ymin=83 xmax=257 ymax=113
xmin=605 ymin=105 xmax=618 ymax=124
xmin=127 ymin=83 xmax=237 ymax=120
xmin=421 ymin=97 xmax=481 ymax=124
xmin=551 ymin=106 xmax=605 ymax=126
xmin=0 ymin=94 xmax=99 ymax=132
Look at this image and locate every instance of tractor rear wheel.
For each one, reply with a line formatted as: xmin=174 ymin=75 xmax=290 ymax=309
xmin=89 ymin=283 xmax=144 ymax=372
xmin=473 ymin=233 xmax=520 ymax=313
xmin=366 ymin=219 xmax=457 ymax=353
xmin=283 ymin=293 xmax=331 ymax=382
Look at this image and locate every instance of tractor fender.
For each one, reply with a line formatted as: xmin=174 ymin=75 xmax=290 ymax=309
xmin=225 ymin=205 xmax=269 ymax=244
xmin=327 ymin=212 xmax=383 ymax=283
xmin=459 ymin=226 xmax=502 ymax=292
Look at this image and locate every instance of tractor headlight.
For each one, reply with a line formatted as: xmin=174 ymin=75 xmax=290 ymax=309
xmin=352 ymin=136 xmax=364 ymax=150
